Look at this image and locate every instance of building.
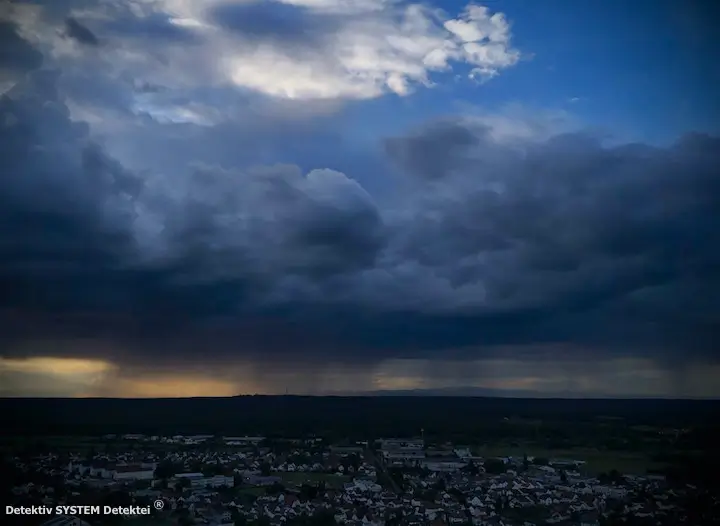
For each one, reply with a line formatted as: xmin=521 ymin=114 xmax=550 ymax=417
xmin=114 ymin=465 xmax=154 ymax=481
xmin=550 ymin=458 xmax=586 ymax=469
xmin=330 ymin=446 xmax=365 ymax=454
xmin=426 ymin=449 xmax=456 ymax=457
xmin=203 ymin=475 xmax=234 ymax=488
xmin=345 ymin=480 xmax=382 ymax=493
xmin=379 ymin=438 xmax=424 ymax=450
xmin=223 ymin=436 xmax=265 ymax=445
xmin=421 ymin=459 xmax=468 ymax=472
xmin=173 ymin=473 xmax=234 ymax=489
xmin=383 ymin=449 xmax=426 ymax=461
xmin=88 ymin=463 xmax=116 ymax=479
xmin=174 ymin=472 xmax=204 ymax=488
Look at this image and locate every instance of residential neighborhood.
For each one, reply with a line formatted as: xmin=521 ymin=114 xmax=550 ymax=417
xmin=4 ymin=434 xmax=715 ymax=526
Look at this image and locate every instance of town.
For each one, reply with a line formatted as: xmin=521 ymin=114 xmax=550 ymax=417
xmin=5 ymin=433 xmax=717 ymax=526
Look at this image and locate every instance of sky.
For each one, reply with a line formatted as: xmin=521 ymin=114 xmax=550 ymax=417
xmin=0 ymin=0 xmax=718 ymax=399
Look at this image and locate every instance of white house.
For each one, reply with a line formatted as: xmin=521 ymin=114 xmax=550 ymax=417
xmin=223 ymin=436 xmax=265 ymax=445
xmin=89 ymin=465 xmax=115 ymax=479
xmin=204 ymin=475 xmax=234 ymax=488
xmin=383 ymin=450 xmax=426 ymax=461
xmin=114 ymin=465 xmax=154 ymax=481
xmin=174 ymin=473 xmax=234 ymax=489
xmin=421 ymin=460 xmax=468 ymax=472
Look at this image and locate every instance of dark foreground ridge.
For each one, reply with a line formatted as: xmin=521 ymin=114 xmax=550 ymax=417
xmin=3 ymin=396 xmax=719 ymax=438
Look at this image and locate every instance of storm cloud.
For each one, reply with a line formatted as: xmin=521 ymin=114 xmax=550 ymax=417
xmin=64 ymin=17 xmax=99 ymax=46
xmin=0 ymin=3 xmax=718 ymax=395
xmin=2 ymin=63 xmax=719 ymax=366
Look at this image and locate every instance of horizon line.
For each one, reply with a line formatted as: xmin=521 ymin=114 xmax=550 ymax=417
xmin=2 ymin=394 xmax=719 ymax=402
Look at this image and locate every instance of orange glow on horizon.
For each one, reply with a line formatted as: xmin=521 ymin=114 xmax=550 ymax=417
xmin=1 ymin=354 xmax=719 ymax=398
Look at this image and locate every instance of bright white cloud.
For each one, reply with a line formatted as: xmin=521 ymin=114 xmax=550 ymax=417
xmin=29 ymin=0 xmax=522 ymax=102
xmin=220 ymin=1 xmax=521 ymax=99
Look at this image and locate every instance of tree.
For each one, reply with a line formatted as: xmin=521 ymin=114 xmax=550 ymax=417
xmin=265 ymin=482 xmax=285 ymax=495
xmin=300 ymin=483 xmax=318 ymax=501
xmin=494 ymin=496 xmax=503 ymax=514
xmin=463 ymin=460 xmax=479 ymax=476
xmin=154 ymin=460 xmax=177 ymax=480
xmin=449 ymin=487 xmax=466 ymax=505
xmin=608 ymin=469 xmax=622 ymax=483
xmin=423 ymin=488 xmax=439 ymax=502
xmin=484 ymin=459 xmax=507 ymax=475
xmin=310 ymin=509 xmax=337 ymax=526
xmin=387 ymin=467 xmax=405 ymax=491
xmin=349 ymin=453 xmax=361 ymax=471
xmin=259 ymin=462 xmax=272 ymax=477
xmin=232 ymin=509 xmax=247 ymax=526
xmin=560 ymin=470 xmax=568 ymax=484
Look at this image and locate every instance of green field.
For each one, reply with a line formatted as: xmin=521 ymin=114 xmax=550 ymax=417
xmin=238 ymin=486 xmax=267 ymax=496
xmin=273 ymin=472 xmax=349 ymax=488
xmin=471 ymin=445 xmax=664 ymax=475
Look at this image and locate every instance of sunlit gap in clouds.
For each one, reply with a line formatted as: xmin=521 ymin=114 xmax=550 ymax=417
xmin=1 ymin=355 xmax=719 ymax=399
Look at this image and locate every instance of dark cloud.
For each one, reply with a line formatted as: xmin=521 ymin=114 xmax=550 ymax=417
xmin=64 ymin=17 xmax=99 ymax=46
xmin=208 ymin=1 xmax=338 ymax=48
xmin=0 ymin=31 xmax=718 ymax=371
xmin=0 ymin=20 xmax=43 ymax=74
xmin=0 ymin=69 xmax=142 ymax=318
xmin=384 ymin=119 xmax=479 ymax=179
xmin=101 ymin=12 xmax=203 ymax=45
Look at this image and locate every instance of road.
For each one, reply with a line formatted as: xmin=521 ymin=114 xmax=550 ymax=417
xmin=365 ymin=447 xmax=402 ymax=494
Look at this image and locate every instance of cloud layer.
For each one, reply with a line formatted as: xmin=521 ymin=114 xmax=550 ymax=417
xmin=2 ymin=69 xmax=719 ymax=365
xmin=0 ymin=2 xmax=718 ymax=385
xmin=7 ymin=0 xmax=521 ymax=102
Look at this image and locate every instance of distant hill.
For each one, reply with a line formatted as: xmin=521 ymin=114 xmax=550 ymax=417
xmin=2 ymin=395 xmax=718 ymax=437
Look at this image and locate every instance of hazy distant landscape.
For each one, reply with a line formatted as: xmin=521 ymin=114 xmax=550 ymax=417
xmin=4 ymin=396 xmax=719 ymax=482
xmin=4 ymin=395 xmax=720 ymax=525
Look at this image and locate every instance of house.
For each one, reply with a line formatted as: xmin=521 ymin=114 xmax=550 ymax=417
xmin=383 ymin=450 xmax=426 ymax=461
xmin=89 ymin=464 xmax=116 ymax=479
xmin=176 ymin=472 xmax=205 ymax=480
xmin=379 ymin=439 xmax=424 ymax=450
xmin=204 ymin=475 xmax=234 ymax=488
xmin=114 ymin=465 xmax=154 ymax=481
xmin=330 ymin=446 xmax=365 ymax=454
xmin=223 ymin=436 xmax=266 ymax=445
xmin=173 ymin=473 xmax=235 ymax=489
